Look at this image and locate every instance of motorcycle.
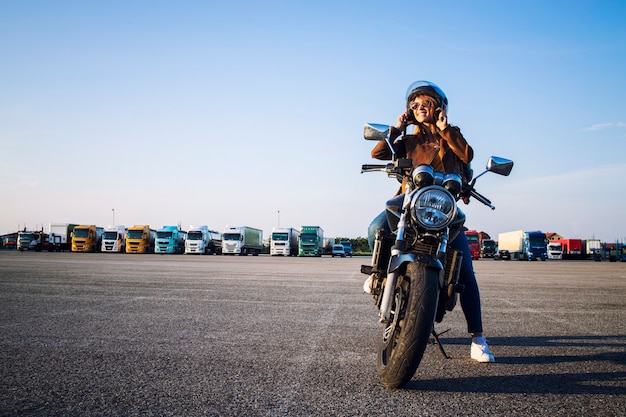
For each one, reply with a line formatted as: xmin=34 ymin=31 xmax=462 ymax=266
xmin=360 ymin=123 xmax=513 ymax=389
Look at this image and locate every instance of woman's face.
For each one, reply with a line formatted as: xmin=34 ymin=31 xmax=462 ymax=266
xmin=408 ymin=95 xmax=436 ymax=123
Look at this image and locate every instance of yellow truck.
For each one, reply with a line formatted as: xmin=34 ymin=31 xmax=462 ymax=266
xmin=125 ymin=225 xmax=155 ymax=254
xmin=71 ymin=225 xmax=104 ymax=252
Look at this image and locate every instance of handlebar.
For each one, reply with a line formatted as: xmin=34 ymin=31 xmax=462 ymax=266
xmin=465 ymin=185 xmax=495 ymax=210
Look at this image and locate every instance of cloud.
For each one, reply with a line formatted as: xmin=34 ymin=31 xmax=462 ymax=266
xmin=582 ymin=122 xmax=626 ymax=131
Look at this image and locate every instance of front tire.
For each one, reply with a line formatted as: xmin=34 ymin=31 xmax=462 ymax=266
xmin=376 ymin=262 xmax=440 ymax=389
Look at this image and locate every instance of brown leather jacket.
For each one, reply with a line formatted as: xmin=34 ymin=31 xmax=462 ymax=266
xmin=371 ymin=123 xmax=473 ymax=193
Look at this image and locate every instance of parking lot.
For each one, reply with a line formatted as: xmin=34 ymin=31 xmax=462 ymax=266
xmin=1 ymin=252 xmax=625 ymax=416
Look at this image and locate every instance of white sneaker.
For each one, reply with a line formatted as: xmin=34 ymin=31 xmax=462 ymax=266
xmin=471 ymin=336 xmax=495 ymax=363
xmin=363 ymin=276 xmax=372 ymax=294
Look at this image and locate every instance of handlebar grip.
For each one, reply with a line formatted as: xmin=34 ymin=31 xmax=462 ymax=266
xmin=361 ymin=164 xmax=387 ymax=170
xmin=470 ymin=190 xmax=495 ymax=210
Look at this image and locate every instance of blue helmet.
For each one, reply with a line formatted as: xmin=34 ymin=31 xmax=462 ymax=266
xmin=405 ymin=80 xmax=448 ymax=111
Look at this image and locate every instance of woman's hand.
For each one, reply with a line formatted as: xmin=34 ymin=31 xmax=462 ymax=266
xmin=435 ymin=107 xmax=448 ymax=131
xmin=395 ymin=111 xmax=414 ymax=130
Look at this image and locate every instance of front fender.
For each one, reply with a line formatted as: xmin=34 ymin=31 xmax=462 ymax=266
xmin=388 ymin=252 xmax=443 ymax=273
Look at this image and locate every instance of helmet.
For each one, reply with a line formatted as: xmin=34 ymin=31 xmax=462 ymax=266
xmin=405 ymin=80 xmax=448 ymax=111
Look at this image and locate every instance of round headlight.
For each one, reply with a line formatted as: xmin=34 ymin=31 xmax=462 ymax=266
xmin=443 ymin=173 xmax=462 ymax=196
xmin=412 ymin=165 xmax=434 ymax=187
xmin=410 ymin=186 xmax=457 ymax=230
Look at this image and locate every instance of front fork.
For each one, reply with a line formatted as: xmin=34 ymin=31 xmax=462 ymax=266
xmin=377 ymin=191 xmax=448 ymax=324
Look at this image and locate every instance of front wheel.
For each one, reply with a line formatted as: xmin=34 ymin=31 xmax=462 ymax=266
xmin=377 ymin=262 xmax=440 ymax=389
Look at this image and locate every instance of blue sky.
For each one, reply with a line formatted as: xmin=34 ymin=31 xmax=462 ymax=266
xmin=1 ymin=0 xmax=625 ymax=243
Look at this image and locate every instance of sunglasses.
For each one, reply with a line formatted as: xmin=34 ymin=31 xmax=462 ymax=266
xmin=409 ymin=99 xmax=435 ymax=110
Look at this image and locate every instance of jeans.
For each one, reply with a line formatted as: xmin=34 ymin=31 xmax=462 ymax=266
xmin=367 ymin=200 xmax=484 ymax=334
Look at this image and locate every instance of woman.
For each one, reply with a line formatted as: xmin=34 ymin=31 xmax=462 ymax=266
xmin=365 ymin=80 xmax=495 ymax=363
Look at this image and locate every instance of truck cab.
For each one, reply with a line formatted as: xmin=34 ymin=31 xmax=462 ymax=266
xmin=340 ymin=240 xmax=353 ymax=257
xmin=125 ymin=225 xmax=155 ymax=253
xmin=480 ymin=239 xmax=496 ymax=258
xmin=547 ymin=242 xmax=563 ymax=260
xmin=155 ymin=226 xmax=186 ymax=254
xmin=71 ymin=225 xmax=104 ymax=252
xmin=102 ymin=225 xmax=127 ymax=253
xmin=464 ymin=230 xmax=480 ymax=260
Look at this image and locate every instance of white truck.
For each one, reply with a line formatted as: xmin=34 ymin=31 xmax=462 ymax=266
xmin=101 ymin=225 xmax=127 ymax=253
xmin=185 ymin=225 xmax=223 ymax=254
xmin=547 ymin=241 xmax=563 ymax=260
xmin=17 ymin=230 xmax=45 ymax=251
xmin=270 ymin=227 xmax=300 ymax=256
xmin=222 ymin=226 xmax=263 ymax=256
xmin=48 ymin=223 xmax=78 ymax=251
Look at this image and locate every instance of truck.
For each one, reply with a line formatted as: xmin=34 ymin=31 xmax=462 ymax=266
xmin=270 ymin=227 xmax=300 ymax=256
xmin=155 ymin=225 xmax=187 ymax=254
xmin=547 ymin=241 xmax=563 ymax=260
xmin=298 ymin=226 xmax=324 ymax=257
xmin=340 ymin=240 xmax=353 ymax=257
xmin=480 ymin=239 xmax=497 ymax=258
xmin=465 ymin=230 xmax=481 ymax=260
xmin=185 ymin=225 xmax=222 ymax=255
xmin=71 ymin=225 xmax=104 ymax=252
xmin=552 ymin=238 xmax=583 ymax=260
xmin=498 ymin=230 xmax=548 ymax=261
xmin=125 ymin=225 xmax=156 ymax=254
xmin=48 ymin=223 xmax=78 ymax=251
xmin=101 ymin=225 xmax=127 ymax=253
xmin=584 ymin=239 xmax=602 ymax=260
xmin=17 ymin=230 xmax=49 ymax=251
xmin=222 ymin=226 xmax=263 ymax=256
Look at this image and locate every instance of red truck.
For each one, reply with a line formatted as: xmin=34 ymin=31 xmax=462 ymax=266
xmin=465 ymin=230 xmax=481 ymax=260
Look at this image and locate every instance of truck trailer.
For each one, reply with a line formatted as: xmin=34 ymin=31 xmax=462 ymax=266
xmin=298 ymin=226 xmax=324 ymax=257
xmin=498 ymin=229 xmax=548 ymax=261
xmin=584 ymin=239 xmax=602 ymax=260
xmin=101 ymin=225 xmax=127 ymax=253
xmin=270 ymin=227 xmax=300 ymax=256
xmin=185 ymin=225 xmax=222 ymax=255
xmin=155 ymin=225 xmax=187 ymax=254
xmin=552 ymin=238 xmax=583 ymax=260
xmin=222 ymin=226 xmax=263 ymax=256
xmin=125 ymin=225 xmax=156 ymax=254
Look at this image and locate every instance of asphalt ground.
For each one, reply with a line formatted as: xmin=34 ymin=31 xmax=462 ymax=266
xmin=0 ymin=251 xmax=624 ymax=416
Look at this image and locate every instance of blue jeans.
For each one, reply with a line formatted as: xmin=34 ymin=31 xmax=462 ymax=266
xmin=367 ymin=203 xmax=484 ymax=334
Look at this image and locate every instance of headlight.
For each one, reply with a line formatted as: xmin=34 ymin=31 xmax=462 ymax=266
xmin=412 ymin=164 xmax=434 ymax=187
xmin=410 ymin=186 xmax=457 ymax=230
xmin=443 ymin=173 xmax=462 ymax=196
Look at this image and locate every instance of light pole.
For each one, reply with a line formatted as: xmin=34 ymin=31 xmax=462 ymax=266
xmin=277 ymin=210 xmax=280 ymax=228
xmin=112 ymin=208 xmax=115 ymax=225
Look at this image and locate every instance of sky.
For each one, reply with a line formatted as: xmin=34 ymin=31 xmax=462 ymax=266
xmin=1 ymin=0 xmax=625 ymax=243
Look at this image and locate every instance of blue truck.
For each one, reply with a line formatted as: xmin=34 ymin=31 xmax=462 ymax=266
xmin=498 ymin=229 xmax=548 ymax=261
xmin=155 ymin=225 xmax=187 ymax=254
xmin=340 ymin=240 xmax=353 ymax=257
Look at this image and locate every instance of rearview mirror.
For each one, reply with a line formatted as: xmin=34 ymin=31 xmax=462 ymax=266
xmin=486 ymin=156 xmax=514 ymax=176
xmin=363 ymin=123 xmax=391 ymax=141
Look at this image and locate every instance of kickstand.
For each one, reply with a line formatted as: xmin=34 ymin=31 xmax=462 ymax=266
xmin=432 ymin=328 xmax=451 ymax=359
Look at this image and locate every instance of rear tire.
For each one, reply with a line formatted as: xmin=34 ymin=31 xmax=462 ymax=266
xmin=376 ymin=262 xmax=440 ymax=389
